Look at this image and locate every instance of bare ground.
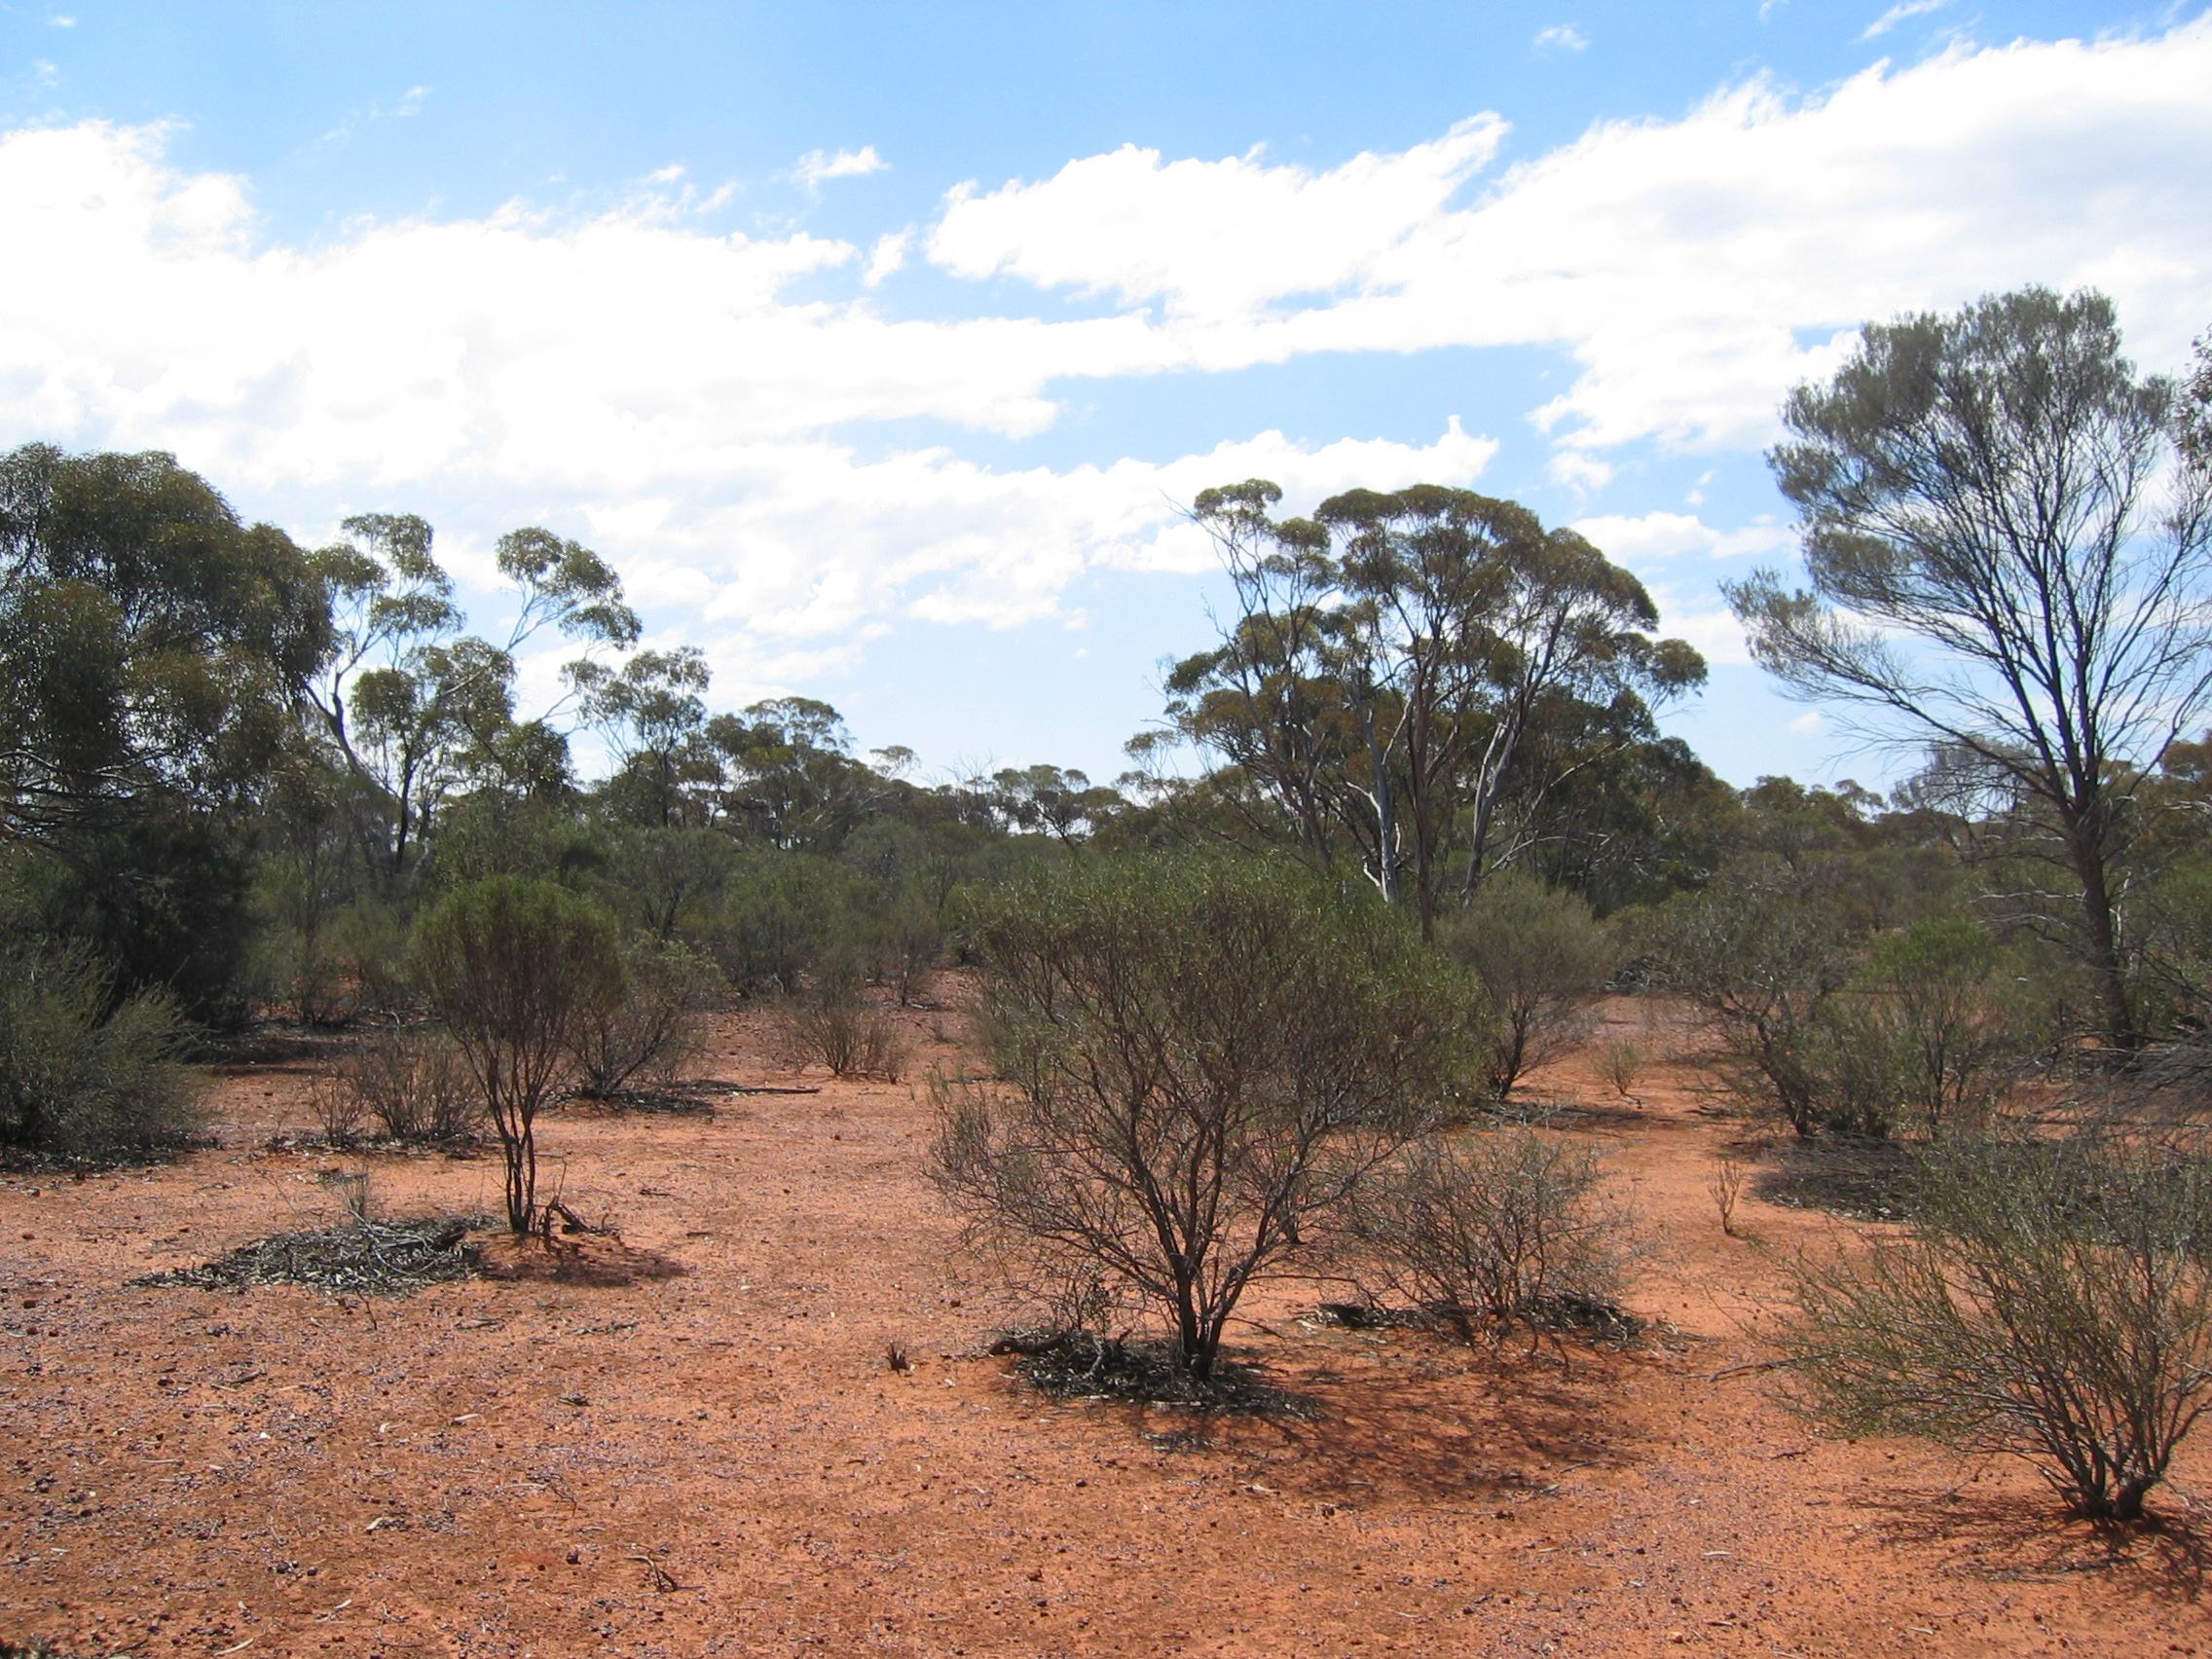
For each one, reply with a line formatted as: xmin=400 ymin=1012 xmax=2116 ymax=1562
xmin=1 ymin=996 xmax=2204 ymax=1657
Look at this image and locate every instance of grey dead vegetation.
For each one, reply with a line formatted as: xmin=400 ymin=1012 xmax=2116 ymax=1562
xmin=134 ymin=1213 xmax=487 ymax=1297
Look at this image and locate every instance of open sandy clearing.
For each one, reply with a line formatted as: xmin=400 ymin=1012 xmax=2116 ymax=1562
xmin=2 ymin=1000 xmax=2204 ymax=1658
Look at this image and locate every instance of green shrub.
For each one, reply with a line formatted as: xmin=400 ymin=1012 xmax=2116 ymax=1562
xmin=700 ymin=851 xmax=846 ymax=994
xmin=1828 ymin=920 xmax=2037 ymax=1139
xmin=1439 ymin=872 xmax=1609 ymax=1100
xmin=415 ymin=877 xmax=620 ymax=1233
xmin=0 ymin=943 xmax=199 ymax=1160
xmin=1786 ymin=1137 xmax=2212 ymax=1523
xmin=569 ymin=935 xmax=721 ymax=1096
xmin=1653 ymin=858 xmax=1848 ymax=1134
xmin=932 ymin=856 xmax=1471 ymax=1382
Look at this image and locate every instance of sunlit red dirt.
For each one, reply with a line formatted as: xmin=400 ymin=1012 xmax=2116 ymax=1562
xmin=2 ymin=996 xmax=2203 ymax=1656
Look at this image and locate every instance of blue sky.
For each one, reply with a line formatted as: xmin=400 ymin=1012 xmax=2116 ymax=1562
xmin=3 ymin=2 xmax=2207 ymax=790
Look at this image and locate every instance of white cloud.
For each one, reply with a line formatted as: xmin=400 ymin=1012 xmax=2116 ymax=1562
xmin=394 ymin=84 xmax=429 ymax=117
xmin=1787 ymin=711 xmax=1827 ymax=734
xmin=1659 ymin=601 xmax=1753 ymax=667
xmin=791 ymin=144 xmax=887 ymax=190
xmin=1569 ymin=510 xmax=1794 ymax=568
xmin=0 ymin=108 xmax=1496 ymax=668
xmin=1533 ymin=24 xmax=1590 ymax=54
xmin=1 ymin=20 xmax=2208 ymax=724
xmin=930 ymin=118 xmax=1508 ymax=320
xmin=49 ymin=15 xmax=76 ymax=27
xmin=1861 ymin=0 xmax=1949 ymax=42
xmin=928 ymin=23 xmax=2212 ymax=460
xmin=1549 ymin=450 xmax=1614 ymax=492
xmin=863 ymin=230 xmax=907 ymax=286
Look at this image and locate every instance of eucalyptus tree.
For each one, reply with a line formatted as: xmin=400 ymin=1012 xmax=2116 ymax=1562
xmin=1727 ymin=288 xmax=2212 ymax=1046
xmin=708 ymin=696 xmax=886 ymax=852
xmin=306 ymin=514 xmax=639 ymax=885
xmin=571 ymin=645 xmax=718 ymax=828
xmin=0 ymin=442 xmax=329 ymax=855
xmin=1160 ymin=479 xmax=1704 ymax=937
xmin=0 ymin=443 xmax=330 ymax=1014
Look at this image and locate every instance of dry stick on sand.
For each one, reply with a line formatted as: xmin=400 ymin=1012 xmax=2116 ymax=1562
xmin=1709 ymin=1154 xmax=1747 ymax=1236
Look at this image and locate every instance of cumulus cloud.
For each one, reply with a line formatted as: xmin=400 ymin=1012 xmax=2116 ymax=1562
xmin=863 ymin=230 xmax=908 ymax=286
xmin=791 ymin=144 xmax=887 ymax=190
xmin=1 ymin=20 xmax=2208 ymax=731
xmin=927 ymin=23 xmax=2212 ymax=458
xmin=1533 ymin=24 xmax=1590 ymax=54
xmin=930 ymin=119 xmax=1507 ymax=320
xmin=1569 ymin=510 xmax=1794 ymax=568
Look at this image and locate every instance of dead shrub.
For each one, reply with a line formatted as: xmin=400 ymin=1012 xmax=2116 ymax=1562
xmin=1709 ymin=1153 xmax=1747 ymax=1235
xmin=333 ymin=1024 xmax=480 ymax=1142
xmin=568 ymin=936 xmax=720 ymax=1098
xmin=1350 ymin=1126 xmax=1634 ymax=1341
xmin=1602 ymin=1040 xmax=1645 ymax=1103
xmin=778 ymin=977 xmax=909 ymax=1081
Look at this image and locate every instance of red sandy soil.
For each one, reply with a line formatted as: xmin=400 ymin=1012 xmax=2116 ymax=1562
xmin=2 ymin=995 xmax=2205 ymax=1658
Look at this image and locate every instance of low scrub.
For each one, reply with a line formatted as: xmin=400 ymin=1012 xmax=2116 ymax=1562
xmin=1439 ymin=872 xmax=1608 ymax=1101
xmin=1349 ymin=1126 xmax=1634 ymax=1340
xmin=932 ymin=856 xmax=1469 ymax=1382
xmin=320 ymin=1024 xmax=479 ymax=1143
xmin=569 ymin=935 xmax=720 ymax=1097
xmin=0 ymin=942 xmax=199 ymax=1161
xmin=1785 ymin=1136 xmax=2212 ymax=1523
xmin=778 ymin=977 xmax=909 ymax=1081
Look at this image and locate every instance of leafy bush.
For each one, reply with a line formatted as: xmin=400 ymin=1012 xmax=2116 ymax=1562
xmin=932 ymin=856 xmax=1470 ymax=1382
xmin=319 ymin=1024 xmax=479 ymax=1142
xmin=416 ymin=877 xmax=620 ymax=1233
xmin=0 ymin=942 xmax=198 ymax=1160
xmin=1349 ymin=1126 xmax=1631 ymax=1339
xmin=1439 ymin=872 xmax=1610 ymax=1100
xmin=777 ymin=973 xmax=909 ymax=1081
xmin=700 ymin=851 xmax=846 ymax=994
xmin=1786 ymin=1136 xmax=2212 ymax=1522
xmin=1653 ymin=857 xmax=1848 ymax=1134
xmin=569 ymin=935 xmax=720 ymax=1096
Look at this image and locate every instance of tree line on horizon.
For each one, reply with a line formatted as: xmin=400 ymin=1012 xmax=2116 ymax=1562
xmin=6 ymin=283 xmax=2212 ymax=1525
xmin=1 ymin=284 xmax=2208 ymax=1117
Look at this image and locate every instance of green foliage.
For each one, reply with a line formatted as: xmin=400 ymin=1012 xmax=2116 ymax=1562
xmin=1660 ymin=866 xmax=2038 ymax=1139
xmin=592 ymin=824 xmax=737 ymax=941
xmin=414 ymin=876 xmax=621 ymax=1232
xmin=1163 ymin=477 xmax=1705 ymax=935
xmin=1653 ymin=857 xmax=1852 ymax=1134
xmin=1438 ymin=871 xmax=1608 ymax=1099
xmin=1730 ymin=286 xmax=2212 ymax=1047
xmin=699 ymin=851 xmax=848 ymax=994
xmin=1787 ymin=1137 xmax=2212 ymax=1522
xmin=0 ymin=941 xmax=198 ymax=1160
xmin=13 ymin=810 xmax=259 ymax=1025
xmin=0 ymin=443 xmax=330 ymax=851
xmin=932 ymin=855 xmax=1472 ymax=1380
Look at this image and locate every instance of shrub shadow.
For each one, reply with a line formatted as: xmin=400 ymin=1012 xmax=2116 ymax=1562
xmin=1850 ymin=1486 xmax=2208 ymax=1603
